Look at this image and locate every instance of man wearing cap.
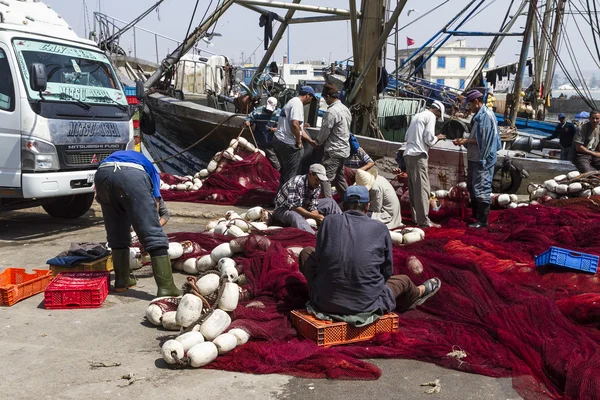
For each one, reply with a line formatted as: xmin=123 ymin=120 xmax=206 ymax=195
xmin=244 ymin=96 xmax=281 ymax=170
xmin=315 ymin=82 xmax=352 ymax=200
xmin=573 ymin=110 xmax=600 ymax=172
xmin=298 ymin=185 xmax=441 ymax=326
xmin=547 ymin=113 xmax=577 ymax=161
xmin=272 ymin=163 xmax=342 ymax=233
xmin=453 ymin=89 xmax=501 ymax=229
xmin=403 ymin=101 xmax=447 ymax=228
xmin=273 ymin=86 xmax=318 ymax=188
xmin=354 ymin=168 xmax=403 ymax=230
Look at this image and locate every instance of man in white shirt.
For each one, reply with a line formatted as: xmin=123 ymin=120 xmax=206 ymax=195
xmin=273 ymin=86 xmax=317 ymax=188
xmin=403 ymin=101 xmax=446 ymax=228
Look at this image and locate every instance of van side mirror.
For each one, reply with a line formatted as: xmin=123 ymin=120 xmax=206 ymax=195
xmin=30 ymin=63 xmax=47 ymax=92
xmin=135 ymin=80 xmax=144 ymax=100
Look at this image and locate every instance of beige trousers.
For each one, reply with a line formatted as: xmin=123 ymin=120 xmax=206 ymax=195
xmin=403 ymin=153 xmax=432 ymax=226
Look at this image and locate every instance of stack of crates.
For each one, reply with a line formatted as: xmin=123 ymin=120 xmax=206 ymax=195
xmin=124 ymin=86 xmax=140 ymax=129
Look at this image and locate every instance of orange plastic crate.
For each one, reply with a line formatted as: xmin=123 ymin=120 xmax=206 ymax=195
xmin=290 ymin=309 xmax=399 ymax=347
xmin=0 ymin=268 xmax=53 ymax=306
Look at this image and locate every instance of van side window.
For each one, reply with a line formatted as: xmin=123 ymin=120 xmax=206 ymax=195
xmin=0 ymin=49 xmax=15 ymax=111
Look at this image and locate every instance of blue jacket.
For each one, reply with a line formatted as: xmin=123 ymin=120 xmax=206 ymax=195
xmin=101 ymin=150 xmax=161 ymax=198
xmin=472 ymin=104 xmax=502 ymax=166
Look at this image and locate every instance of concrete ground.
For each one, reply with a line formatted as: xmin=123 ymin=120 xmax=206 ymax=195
xmin=0 ymin=202 xmax=522 ymax=400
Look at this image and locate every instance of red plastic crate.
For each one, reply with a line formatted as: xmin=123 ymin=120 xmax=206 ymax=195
xmin=291 ymin=309 xmax=399 ymax=347
xmin=44 ymin=272 xmax=109 ymax=309
xmin=0 ymin=268 xmax=53 ymax=306
xmin=126 ymin=96 xmax=139 ymax=105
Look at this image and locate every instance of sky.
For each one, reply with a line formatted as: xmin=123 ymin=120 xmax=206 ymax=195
xmin=44 ymin=0 xmax=600 ymax=75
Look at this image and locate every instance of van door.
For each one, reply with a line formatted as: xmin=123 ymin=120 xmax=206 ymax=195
xmin=0 ymin=44 xmax=21 ymax=191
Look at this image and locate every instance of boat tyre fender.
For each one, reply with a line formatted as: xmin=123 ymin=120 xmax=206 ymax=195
xmin=493 ymin=158 xmax=523 ymax=194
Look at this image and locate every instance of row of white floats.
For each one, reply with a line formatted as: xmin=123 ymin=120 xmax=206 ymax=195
xmin=160 ymin=138 xmax=266 ymax=192
xmin=529 ymin=171 xmax=600 ymax=202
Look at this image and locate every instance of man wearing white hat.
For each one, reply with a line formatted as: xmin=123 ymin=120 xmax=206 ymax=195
xmin=354 ymin=168 xmax=403 ymax=230
xmin=403 ymin=100 xmax=446 ymax=228
xmin=244 ymin=96 xmax=281 ymax=170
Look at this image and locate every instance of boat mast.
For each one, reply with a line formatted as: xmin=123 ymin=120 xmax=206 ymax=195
xmin=349 ymin=0 xmax=407 ymax=136
xmin=542 ymin=0 xmax=566 ymax=118
xmin=535 ymin=0 xmax=555 ymax=120
xmin=508 ymin=0 xmax=538 ymax=128
xmin=465 ymin=0 xmax=528 ymax=90
xmin=144 ymin=0 xmax=236 ymax=89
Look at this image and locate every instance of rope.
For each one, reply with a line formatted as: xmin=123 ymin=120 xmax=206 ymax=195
xmin=180 ymin=270 xmax=228 ymax=335
xmin=349 ymin=101 xmax=384 ymax=140
xmin=151 ymin=113 xmax=241 ymax=164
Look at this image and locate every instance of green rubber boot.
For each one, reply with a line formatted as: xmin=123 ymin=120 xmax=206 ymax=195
xmin=111 ymin=248 xmax=137 ymax=293
xmin=151 ymin=255 xmax=182 ymax=297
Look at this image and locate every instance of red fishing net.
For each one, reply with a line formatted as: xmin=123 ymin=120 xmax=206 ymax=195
xmin=160 ymin=152 xmax=280 ymax=206
xmin=165 ymin=199 xmax=600 ymax=400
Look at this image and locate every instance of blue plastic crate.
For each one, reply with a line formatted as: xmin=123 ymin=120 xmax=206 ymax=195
xmin=535 ymin=246 xmax=599 ymax=273
xmin=124 ymin=86 xmax=136 ymax=97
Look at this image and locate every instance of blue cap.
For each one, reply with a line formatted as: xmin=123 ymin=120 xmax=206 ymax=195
xmin=300 ymin=85 xmax=317 ymax=98
xmin=344 ymin=185 xmax=370 ymax=203
xmin=558 ymin=113 xmax=566 ymax=119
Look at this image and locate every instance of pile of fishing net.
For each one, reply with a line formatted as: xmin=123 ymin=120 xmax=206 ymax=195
xmin=160 ymin=152 xmax=279 ymax=206
xmin=157 ymin=199 xmax=600 ymax=399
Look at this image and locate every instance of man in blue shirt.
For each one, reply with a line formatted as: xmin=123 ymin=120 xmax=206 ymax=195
xmin=453 ymin=90 xmax=501 ymax=229
xmin=244 ymin=96 xmax=281 ymax=170
xmin=298 ymin=185 xmax=441 ymax=326
xmin=94 ymin=150 xmax=181 ymax=297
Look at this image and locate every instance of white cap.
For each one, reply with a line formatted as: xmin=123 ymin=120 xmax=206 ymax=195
xmin=431 ymin=100 xmax=445 ymax=121
xmin=266 ymin=97 xmax=278 ymax=111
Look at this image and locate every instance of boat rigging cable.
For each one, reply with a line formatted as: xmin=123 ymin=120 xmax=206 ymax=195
xmin=569 ymin=1 xmax=600 ymax=69
xmin=533 ymin=5 xmax=596 ymax=108
xmin=586 ymin=0 xmax=600 ymax=67
xmin=179 ymin=0 xmax=204 ymax=61
xmin=558 ymin=11 xmax=595 ymax=102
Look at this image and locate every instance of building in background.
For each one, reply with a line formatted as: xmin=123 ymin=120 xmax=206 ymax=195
xmin=280 ymin=60 xmax=327 ymax=89
xmin=397 ymin=39 xmax=495 ymax=90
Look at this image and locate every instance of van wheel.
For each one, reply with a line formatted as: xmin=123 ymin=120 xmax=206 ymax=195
xmin=42 ymin=193 xmax=95 ymax=219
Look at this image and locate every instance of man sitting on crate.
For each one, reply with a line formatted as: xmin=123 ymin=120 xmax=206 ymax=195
xmin=298 ymin=185 xmax=441 ymax=326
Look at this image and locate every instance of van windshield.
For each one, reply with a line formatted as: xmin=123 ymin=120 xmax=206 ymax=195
xmin=12 ymin=39 xmax=127 ymax=106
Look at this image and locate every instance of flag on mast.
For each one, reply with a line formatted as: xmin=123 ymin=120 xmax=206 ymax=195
xmin=407 ymin=37 xmax=415 ymax=46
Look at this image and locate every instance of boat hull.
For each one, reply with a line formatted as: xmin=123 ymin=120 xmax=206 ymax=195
xmin=143 ymin=93 xmax=247 ymax=175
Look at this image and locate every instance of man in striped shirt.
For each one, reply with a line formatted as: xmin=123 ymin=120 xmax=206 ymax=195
xmin=244 ymin=96 xmax=281 ymax=170
xmin=344 ymin=146 xmax=375 ymax=171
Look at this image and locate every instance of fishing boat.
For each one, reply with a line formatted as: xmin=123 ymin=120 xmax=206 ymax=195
xmin=107 ymin=0 xmax=593 ymax=193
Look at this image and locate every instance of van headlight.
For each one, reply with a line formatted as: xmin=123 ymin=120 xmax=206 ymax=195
xmin=21 ymin=138 xmax=60 ymax=171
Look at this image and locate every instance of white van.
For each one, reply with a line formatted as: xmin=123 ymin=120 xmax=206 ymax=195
xmin=0 ymin=0 xmax=135 ymax=218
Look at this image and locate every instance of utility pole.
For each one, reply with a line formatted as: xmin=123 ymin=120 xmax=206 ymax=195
xmin=509 ymin=0 xmax=538 ymax=128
